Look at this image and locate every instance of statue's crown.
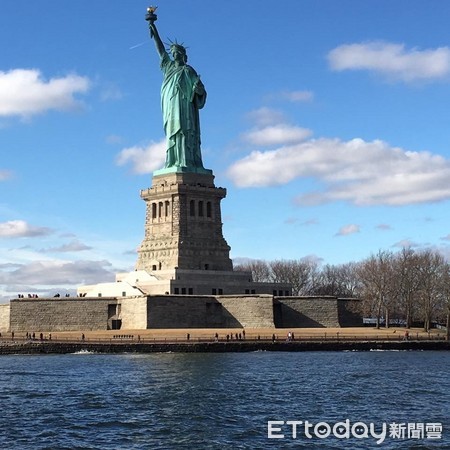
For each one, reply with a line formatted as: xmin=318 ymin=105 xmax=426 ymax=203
xmin=167 ymin=39 xmax=187 ymax=55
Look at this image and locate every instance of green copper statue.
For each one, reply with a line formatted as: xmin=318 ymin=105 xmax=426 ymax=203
xmin=146 ymin=7 xmax=209 ymax=173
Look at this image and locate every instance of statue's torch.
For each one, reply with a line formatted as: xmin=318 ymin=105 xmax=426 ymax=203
xmin=145 ymin=6 xmax=158 ymax=38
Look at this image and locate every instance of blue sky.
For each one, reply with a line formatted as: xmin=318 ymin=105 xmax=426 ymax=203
xmin=1 ymin=0 xmax=450 ymax=300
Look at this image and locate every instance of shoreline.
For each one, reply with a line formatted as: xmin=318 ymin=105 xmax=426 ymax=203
xmin=0 ymin=339 xmax=448 ymax=355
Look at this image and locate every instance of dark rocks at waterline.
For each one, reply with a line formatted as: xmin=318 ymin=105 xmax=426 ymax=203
xmin=0 ymin=340 xmax=448 ymax=355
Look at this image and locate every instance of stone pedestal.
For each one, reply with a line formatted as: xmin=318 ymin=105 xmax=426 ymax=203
xmin=78 ymin=168 xmax=292 ymax=298
xmin=136 ymin=171 xmax=233 ymax=273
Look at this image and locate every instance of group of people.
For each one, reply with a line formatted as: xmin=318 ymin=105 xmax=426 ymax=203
xmin=225 ymin=330 xmax=246 ymax=342
xmin=17 ymin=293 xmax=71 ymax=299
xmin=1 ymin=331 xmax=48 ymax=341
xmin=24 ymin=332 xmax=48 ymax=340
xmin=186 ymin=331 xmax=249 ymax=342
xmin=202 ymin=330 xmax=298 ymax=342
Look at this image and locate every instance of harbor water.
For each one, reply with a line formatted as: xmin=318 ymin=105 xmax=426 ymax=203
xmin=0 ymin=351 xmax=448 ymax=449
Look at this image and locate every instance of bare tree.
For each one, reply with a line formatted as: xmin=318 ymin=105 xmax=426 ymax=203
xmin=234 ymin=251 xmax=449 ymax=337
xmin=313 ymin=264 xmax=342 ymax=296
xmin=441 ymin=262 xmax=450 ymax=341
xmin=268 ymin=259 xmax=319 ymax=295
xmin=358 ymin=250 xmax=395 ymax=328
xmin=394 ymin=248 xmax=422 ymax=328
xmin=234 ymin=259 xmax=271 ymax=282
xmin=416 ymin=250 xmax=445 ymax=332
xmin=309 ymin=262 xmax=361 ymax=297
xmin=337 ymin=262 xmax=363 ymax=297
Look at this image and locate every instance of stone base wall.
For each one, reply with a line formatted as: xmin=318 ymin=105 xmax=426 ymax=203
xmin=147 ymin=296 xmax=236 ymax=328
xmin=338 ymin=298 xmax=363 ymax=327
xmin=146 ymin=295 xmax=275 ymax=329
xmin=147 ymin=296 xmax=206 ymax=329
xmin=9 ymin=298 xmax=119 ymax=332
xmin=120 ymin=297 xmax=148 ymax=329
xmin=219 ymin=295 xmax=274 ymax=328
xmin=6 ymin=295 xmax=362 ymax=331
xmin=0 ymin=304 xmax=10 ymax=332
xmin=274 ymin=297 xmax=361 ymax=328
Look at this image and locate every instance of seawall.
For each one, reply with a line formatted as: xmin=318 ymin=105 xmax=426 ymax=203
xmin=7 ymin=295 xmax=362 ymax=332
xmin=0 ymin=340 xmax=448 ymax=355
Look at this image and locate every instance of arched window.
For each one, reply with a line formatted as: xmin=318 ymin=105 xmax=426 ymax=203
xmin=198 ymin=201 xmax=204 ymax=217
xmin=206 ymin=201 xmax=212 ymax=218
xmin=190 ymin=200 xmax=195 ymax=216
xmin=151 ymin=203 xmax=157 ymax=219
xmin=158 ymin=202 xmax=163 ymax=217
xmin=165 ymin=201 xmax=170 ymax=217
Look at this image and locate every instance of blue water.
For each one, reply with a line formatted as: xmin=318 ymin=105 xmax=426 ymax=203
xmin=0 ymin=351 xmax=448 ymax=449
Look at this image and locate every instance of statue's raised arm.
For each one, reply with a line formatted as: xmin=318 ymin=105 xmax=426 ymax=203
xmin=146 ymin=7 xmax=165 ymax=58
xmin=145 ymin=6 xmax=209 ymax=174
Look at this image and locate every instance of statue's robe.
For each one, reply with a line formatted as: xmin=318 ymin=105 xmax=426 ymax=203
xmin=160 ymin=52 xmax=206 ymax=169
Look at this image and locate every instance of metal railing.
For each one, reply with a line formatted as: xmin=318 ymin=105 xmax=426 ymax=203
xmin=0 ymin=333 xmax=447 ymax=345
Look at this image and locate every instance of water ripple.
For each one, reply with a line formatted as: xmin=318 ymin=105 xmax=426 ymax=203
xmin=0 ymin=352 xmax=448 ymax=449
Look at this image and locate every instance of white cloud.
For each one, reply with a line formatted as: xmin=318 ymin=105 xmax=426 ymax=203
xmin=99 ymin=83 xmax=123 ymax=101
xmin=300 ymin=254 xmax=324 ymax=265
xmin=441 ymin=234 xmax=450 ymax=241
xmin=0 ymin=69 xmax=90 ymax=118
xmin=0 ymin=170 xmax=13 ymax=181
xmin=335 ymin=224 xmax=360 ymax=236
xmin=116 ymin=140 xmax=166 ymax=174
xmin=328 ymin=41 xmax=450 ymax=82
xmin=265 ymin=90 xmax=314 ymax=103
xmin=227 ymin=136 xmax=450 ymax=206
xmin=0 ymin=220 xmax=53 ymax=238
xmin=284 ymin=217 xmax=319 ymax=226
xmin=242 ymin=124 xmax=312 ymax=146
xmin=284 ymin=217 xmax=299 ymax=225
xmin=246 ymin=107 xmax=287 ymax=127
xmin=392 ymin=239 xmax=421 ymax=249
xmin=43 ymin=239 xmax=92 ymax=253
xmin=301 ymin=219 xmax=319 ymax=226
xmin=0 ymin=259 xmax=114 ymax=289
xmin=436 ymin=245 xmax=450 ymax=262
xmin=376 ymin=224 xmax=393 ymax=231
xmin=280 ymin=90 xmax=314 ymax=102
xmin=106 ymin=134 xmax=123 ymax=144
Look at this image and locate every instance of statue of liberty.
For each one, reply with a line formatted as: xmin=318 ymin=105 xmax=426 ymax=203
xmin=146 ymin=8 xmax=209 ymax=173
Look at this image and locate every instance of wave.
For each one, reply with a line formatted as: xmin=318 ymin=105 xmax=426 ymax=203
xmin=71 ymin=349 xmax=96 ymax=355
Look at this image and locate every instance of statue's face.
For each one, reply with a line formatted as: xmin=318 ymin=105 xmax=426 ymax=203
xmin=171 ymin=48 xmax=186 ymax=65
